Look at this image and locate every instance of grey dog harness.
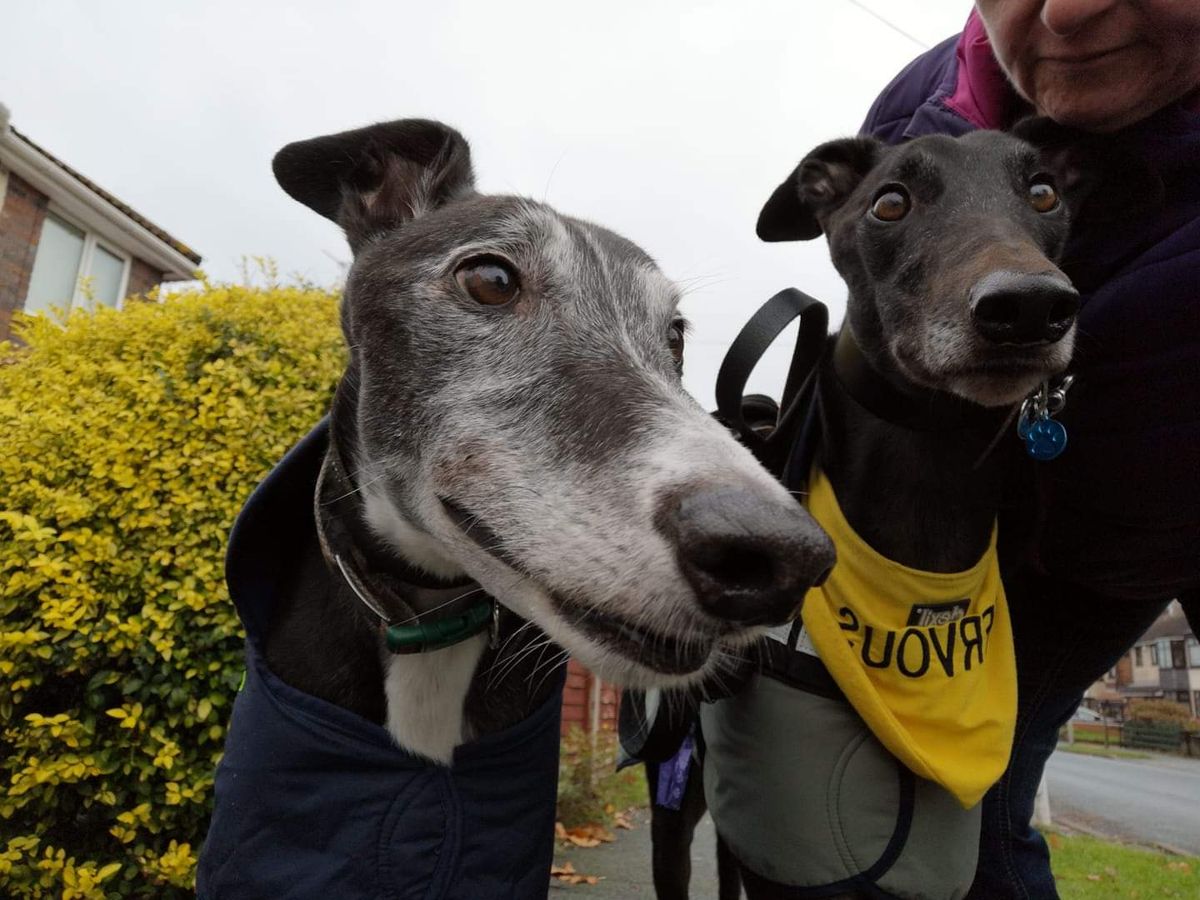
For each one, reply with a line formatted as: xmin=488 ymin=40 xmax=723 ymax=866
xmin=699 ymin=293 xmax=986 ymax=899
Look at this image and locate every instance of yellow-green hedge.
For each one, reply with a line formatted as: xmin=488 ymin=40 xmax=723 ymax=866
xmin=0 ymin=281 xmax=344 ymax=898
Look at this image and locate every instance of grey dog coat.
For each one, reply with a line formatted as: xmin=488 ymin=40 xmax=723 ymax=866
xmin=197 ymin=421 xmax=564 ymax=899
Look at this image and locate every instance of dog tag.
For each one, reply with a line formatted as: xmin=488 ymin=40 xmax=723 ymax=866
xmin=1023 ymin=417 xmax=1068 ymax=461
xmin=1017 ymin=413 xmax=1034 ymax=441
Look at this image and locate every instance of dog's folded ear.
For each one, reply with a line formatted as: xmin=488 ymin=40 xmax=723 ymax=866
xmin=1011 ymin=116 xmax=1163 ymax=224
xmin=273 ymin=119 xmax=475 ymax=253
xmin=757 ymin=137 xmax=882 ymax=242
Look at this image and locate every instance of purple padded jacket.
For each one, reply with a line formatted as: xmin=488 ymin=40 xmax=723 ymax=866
xmin=861 ymin=13 xmax=1200 ymax=603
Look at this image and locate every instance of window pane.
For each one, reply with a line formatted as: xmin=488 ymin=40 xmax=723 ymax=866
xmin=1159 ymin=639 xmax=1174 ymax=669
xmin=1188 ymin=637 xmax=1200 ymax=668
xmin=25 ymin=214 xmax=85 ymax=314
xmin=88 ymin=244 xmax=125 ymax=307
xmin=1171 ymin=640 xmax=1186 ymax=670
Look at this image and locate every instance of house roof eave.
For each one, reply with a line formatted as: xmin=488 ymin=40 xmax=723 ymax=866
xmin=0 ymin=121 xmax=201 ymax=280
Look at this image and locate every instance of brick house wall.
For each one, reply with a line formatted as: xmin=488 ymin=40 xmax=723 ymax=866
xmin=0 ymin=172 xmax=49 ymax=336
xmin=125 ymin=256 xmax=166 ymax=299
xmin=0 ymin=172 xmax=170 ymax=339
xmin=1114 ymin=652 xmax=1133 ymax=687
xmin=560 ymin=658 xmax=620 ymax=735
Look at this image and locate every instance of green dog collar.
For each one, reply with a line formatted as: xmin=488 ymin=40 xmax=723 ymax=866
xmin=385 ymin=598 xmax=495 ymax=654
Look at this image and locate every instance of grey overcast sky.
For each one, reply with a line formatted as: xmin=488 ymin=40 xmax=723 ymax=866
xmin=1 ymin=0 xmax=974 ymax=403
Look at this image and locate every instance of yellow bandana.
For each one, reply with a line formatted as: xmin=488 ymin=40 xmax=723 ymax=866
xmin=800 ymin=467 xmax=1016 ymax=809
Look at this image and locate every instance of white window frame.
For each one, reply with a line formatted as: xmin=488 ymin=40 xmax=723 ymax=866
xmin=1157 ymin=639 xmax=1176 ymax=670
xmin=28 ymin=205 xmax=132 ymax=313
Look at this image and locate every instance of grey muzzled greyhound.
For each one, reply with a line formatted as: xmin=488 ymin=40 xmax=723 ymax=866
xmin=260 ymin=118 xmax=835 ymax=764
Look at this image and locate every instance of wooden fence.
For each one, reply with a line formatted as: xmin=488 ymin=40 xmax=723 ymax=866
xmin=1061 ymin=719 xmax=1200 ymax=757
xmin=1122 ymin=720 xmax=1184 ymax=753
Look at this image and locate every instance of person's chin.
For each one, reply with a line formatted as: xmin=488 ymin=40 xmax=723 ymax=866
xmin=1034 ymin=89 xmax=1145 ymax=133
xmin=1030 ymin=62 xmax=1160 ymax=132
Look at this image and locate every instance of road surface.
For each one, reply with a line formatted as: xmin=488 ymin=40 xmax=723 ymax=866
xmin=1045 ymin=748 xmax=1200 ymax=854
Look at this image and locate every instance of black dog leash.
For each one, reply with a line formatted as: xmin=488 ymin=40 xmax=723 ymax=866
xmin=715 ymin=288 xmax=829 ymax=476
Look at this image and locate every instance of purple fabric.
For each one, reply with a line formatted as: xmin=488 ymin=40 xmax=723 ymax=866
xmin=860 ymin=23 xmax=1200 ymax=603
xmin=654 ymin=734 xmax=694 ymax=811
xmin=945 ymin=12 xmax=1012 ymax=129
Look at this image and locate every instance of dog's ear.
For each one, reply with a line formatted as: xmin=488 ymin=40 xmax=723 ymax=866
xmin=272 ymin=119 xmax=475 ymax=253
xmin=1012 ymin=116 xmax=1163 ymax=224
xmin=757 ymin=137 xmax=883 ymax=242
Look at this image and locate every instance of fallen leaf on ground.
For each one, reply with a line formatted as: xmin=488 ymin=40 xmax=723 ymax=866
xmin=551 ymin=862 xmax=602 ymax=885
xmin=557 ymin=823 xmax=615 ymax=847
xmin=1166 ymin=860 xmax=1191 ymax=873
xmin=576 ymin=824 xmax=615 ymax=843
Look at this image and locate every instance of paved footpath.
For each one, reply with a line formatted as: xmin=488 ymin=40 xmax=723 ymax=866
xmin=1046 ymin=747 xmax=1200 ymax=855
xmin=551 ymin=808 xmax=722 ymax=897
xmin=552 ymin=750 xmax=1200 ymax=896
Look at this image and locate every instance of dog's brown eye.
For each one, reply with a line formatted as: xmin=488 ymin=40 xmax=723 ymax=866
xmin=871 ymin=187 xmax=910 ymax=222
xmin=668 ymin=320 xmax=685 ymax=372
xmin=1028 ymin=180 xmax=1059 ymax=213
xmin=455 ymin=257 xmax=520 ymax=306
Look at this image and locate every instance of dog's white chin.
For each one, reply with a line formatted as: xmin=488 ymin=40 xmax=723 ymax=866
xmin=567 ymin=644 xmax=708 ymax=691
xmin=944 ymin=355 xmax=1073 ymax=407
xmin=579 ymin=640 xmax=754 ymax=692
xmin=892 ymin=331 xmax=1075 ymax=409
xmin=945 ymin=372 xmax=1048 ymax=408
xmin=532 ymin=599 xmax=761 ymax=692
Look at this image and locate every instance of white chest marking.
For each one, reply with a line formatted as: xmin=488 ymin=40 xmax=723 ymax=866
xmin=383 ymin=633 xmax=486 ymax=764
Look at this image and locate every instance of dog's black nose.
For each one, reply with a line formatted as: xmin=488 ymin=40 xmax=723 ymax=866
xmin=662 ymin=486 xmax=835 ymax=627
xmin=970 ymin=271 xmax=1080 ymax=345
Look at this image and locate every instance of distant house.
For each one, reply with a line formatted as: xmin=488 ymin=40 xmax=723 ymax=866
xmin=1088 ymin=601 xmax=1200 ymax=716
xmin=0 ymin=104 xmax=201 ymax=341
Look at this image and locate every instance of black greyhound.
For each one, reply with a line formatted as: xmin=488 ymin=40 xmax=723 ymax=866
xmin=649 ymin=123 xmax=1150 ymax=900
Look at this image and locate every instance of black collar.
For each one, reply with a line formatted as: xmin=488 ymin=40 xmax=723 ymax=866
xmin=831 ymin=328 xmax=1006 ymax=432
xmin=314 ymin=443 xmax=496 ymax=654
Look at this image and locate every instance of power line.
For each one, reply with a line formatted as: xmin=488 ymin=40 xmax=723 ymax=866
xmin=844 ymin=0 xmax=930 ymax=51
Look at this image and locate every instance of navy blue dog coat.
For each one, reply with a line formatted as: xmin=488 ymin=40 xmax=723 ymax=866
xmin=197 ymin=422 xmax=564 ymax=899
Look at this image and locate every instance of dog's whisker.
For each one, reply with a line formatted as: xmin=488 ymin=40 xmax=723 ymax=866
xmin=479 ymin=619 xmax=540 ymax=679
xmin=525 ymin=643 xmax=561 ymax=691
xmin=323 ymin=469 xmax=389 ymax=503
xmin=488 ymin=635 xmax=555 ymax=691
xmin=529 ymin=648 xmax=571 ymax=699
xmin=392 ymin=586 xmax=488 ymax=626
xmin=484 ymin=626 xmax=554 ymax=690
xmin=524 ymin=640 xmax=557 ymax=689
